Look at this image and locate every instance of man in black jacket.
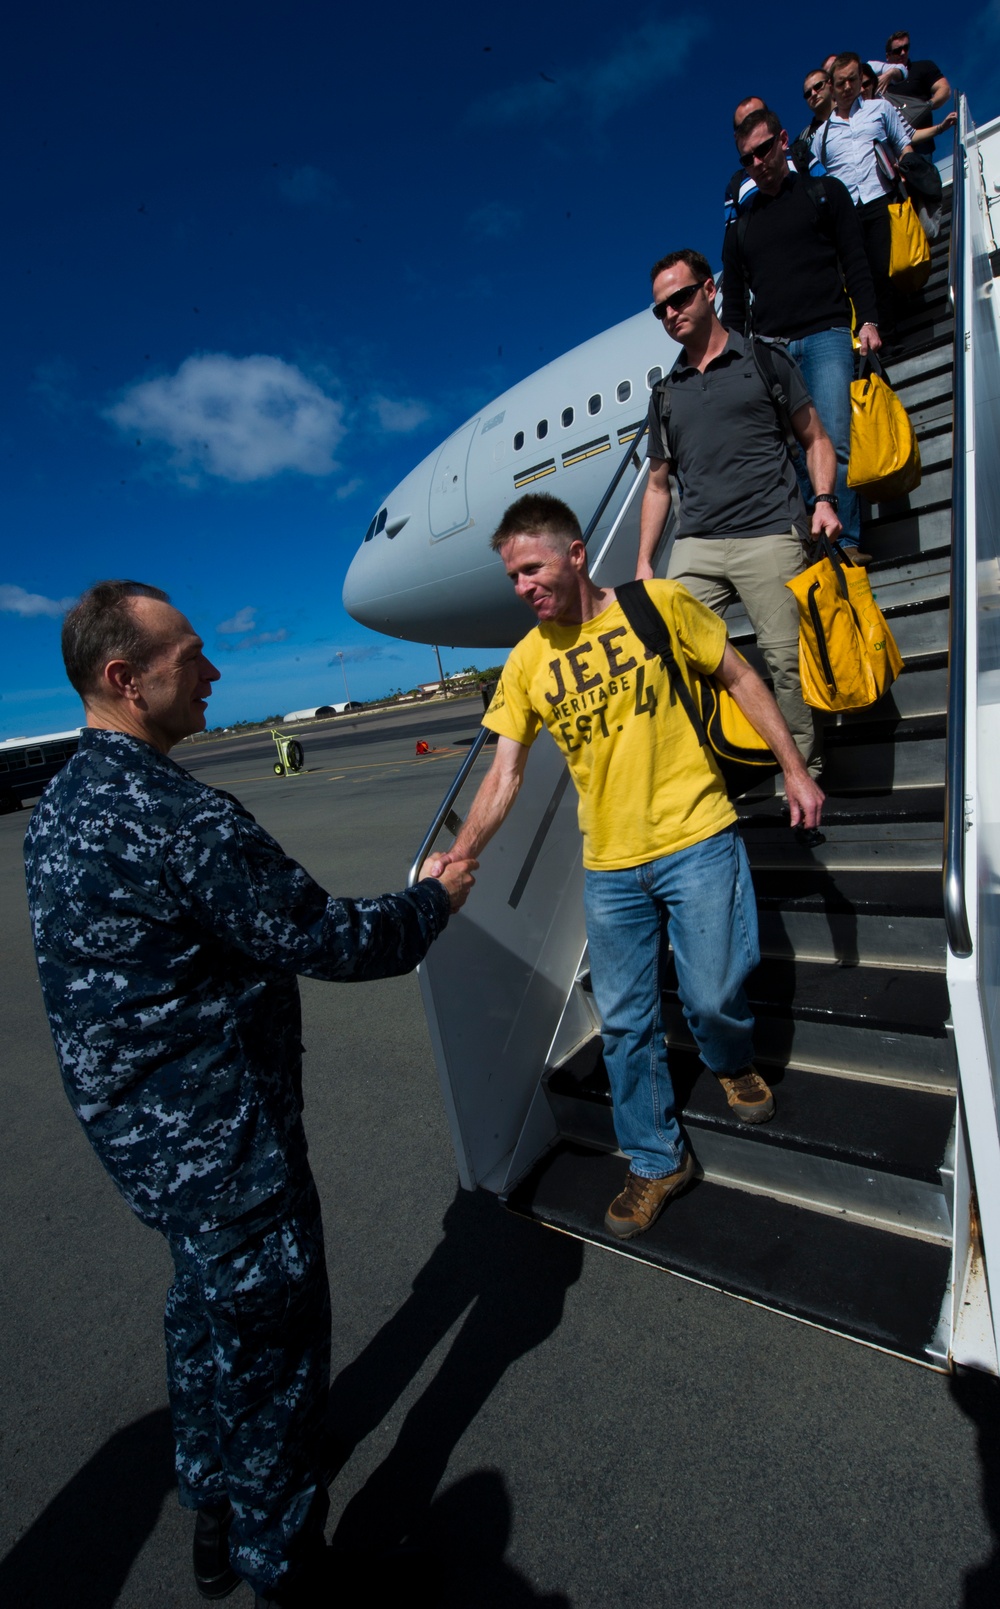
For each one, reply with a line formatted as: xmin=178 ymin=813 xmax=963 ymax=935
xmin=722 ymin=106 xmax=882 ymax=560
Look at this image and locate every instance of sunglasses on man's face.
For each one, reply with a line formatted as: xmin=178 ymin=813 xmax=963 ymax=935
xmin=804 ymin=80 xmax=827 ymax=99
xmin=651 ymin=280 xmax=706 ymax=319
xmin=739 ymin=131 xmax=780 ymax=168
xmin=888 ymin=41 xmax=909 ymax=56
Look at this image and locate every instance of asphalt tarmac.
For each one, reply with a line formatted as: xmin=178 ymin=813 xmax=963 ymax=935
xmin=2 ymin=698 xmax=999 ymax=1608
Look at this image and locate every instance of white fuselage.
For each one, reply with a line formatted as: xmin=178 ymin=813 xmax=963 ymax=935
xmin=342 ymin=308 xmax=680 ymax=648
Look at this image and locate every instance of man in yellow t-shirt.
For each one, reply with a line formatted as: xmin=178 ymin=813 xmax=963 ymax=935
xmin=422 ymin=494 xmax=824 ymax=1240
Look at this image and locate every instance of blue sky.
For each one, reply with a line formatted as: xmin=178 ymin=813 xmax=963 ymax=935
xmin=2 ymin=0 xmax=989 ymax=736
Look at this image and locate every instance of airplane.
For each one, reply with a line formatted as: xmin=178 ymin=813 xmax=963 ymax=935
xmin=341 ymin=308 xmax=681 ymax=648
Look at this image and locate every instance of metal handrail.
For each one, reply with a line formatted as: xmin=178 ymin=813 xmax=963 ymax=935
xmin=408 ymin=726 xmax=492 ymax=886
xmin=408 ymin=421 xmax=649 ymax=886
xmin=944 ymin=102 xmax=974 ymax=958
xmin=580 ymin=423 xmax=649 ymax=547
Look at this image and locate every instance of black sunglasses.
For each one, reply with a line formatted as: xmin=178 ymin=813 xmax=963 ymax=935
xmin=652 ymin=280 xmax=707 ymax=319
xmin=804 ymin=80 xmax=827 ymax=99
xmin=739 ymin=131 xmax=780 ymax=168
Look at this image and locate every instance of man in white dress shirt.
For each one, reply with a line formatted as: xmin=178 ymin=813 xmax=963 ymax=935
xmin=812 ymin=51 xmax=914 ymax=337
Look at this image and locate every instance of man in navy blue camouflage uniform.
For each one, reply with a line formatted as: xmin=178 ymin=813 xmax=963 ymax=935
xmin=23 ymin=580 xmax=476 ymax=1607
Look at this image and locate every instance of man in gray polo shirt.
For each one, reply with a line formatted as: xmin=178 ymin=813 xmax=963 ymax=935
xmin=636 ymin=247 xmax=842 ymax=773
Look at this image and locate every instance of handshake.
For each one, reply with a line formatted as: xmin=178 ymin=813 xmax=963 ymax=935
xmin=420 ymin=851 xmax=478 ymax=913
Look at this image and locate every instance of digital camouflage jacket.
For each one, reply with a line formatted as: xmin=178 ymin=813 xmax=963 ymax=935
xmin=24 ymin=729 xmax=450 ymax=1236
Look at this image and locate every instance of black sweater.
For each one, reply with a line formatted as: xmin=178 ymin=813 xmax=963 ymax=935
xmin=721 ymin=172 xmax=878 ymax=339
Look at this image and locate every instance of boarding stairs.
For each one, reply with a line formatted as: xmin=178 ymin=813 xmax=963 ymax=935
xmin=412 ymin=103 xmax=1000 ymax=1371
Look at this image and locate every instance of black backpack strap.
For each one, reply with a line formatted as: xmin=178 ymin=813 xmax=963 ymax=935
xmin=614 ymin=581 xmax=710 ymax=749
xmin=733 ymin=205 xmax=753 ymax=333
xmin=749 ymin=338 xmax=798 ymax=449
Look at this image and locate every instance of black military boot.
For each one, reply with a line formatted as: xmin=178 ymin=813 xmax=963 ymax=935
xmin=193 ymin=1500 xmax=241 ymax=1599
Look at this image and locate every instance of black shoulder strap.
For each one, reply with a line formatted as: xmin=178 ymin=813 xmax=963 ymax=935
xmin=748 ymin=338 xmax=798 ymax=449
xmin=614 ymin=582 xmax=709 ymax=749
xmin=729 ymin=193 xmax=755 ymax=335
xmin=820 ymin=118 xmax=830 ymax=168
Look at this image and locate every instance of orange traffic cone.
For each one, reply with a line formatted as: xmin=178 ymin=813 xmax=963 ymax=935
xmin=415 ymin=740 xmax=430 ymax=755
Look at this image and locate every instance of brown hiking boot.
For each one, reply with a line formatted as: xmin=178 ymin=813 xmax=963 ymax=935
xmin=715 ymin=1065 xmax=775 ymax=1124
xmin=604 ymin=1151 xmax=696 ymax=1240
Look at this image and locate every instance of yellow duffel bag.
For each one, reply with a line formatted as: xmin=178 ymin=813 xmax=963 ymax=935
xmin=847 ymin=356 xmax=922 ymax=502
xmin=786 ymin=538 xmax=904 ymax=713
xmin=888 ymin=196 xmax=931 ymax=293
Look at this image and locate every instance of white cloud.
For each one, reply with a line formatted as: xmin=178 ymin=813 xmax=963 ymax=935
xmin=473 ymin=20 xmax=706 ymax=125
xmin=370 ymin=394 xmax=431 ymax=433
xmin=330 ymin=644 xmax=401 ymax=665
xmin=278 ymin=165 xmax=340 ymax=207
xmin=0 ymin=584 xmax=76 ymax=619
xmin=335 ymin=476 xmax=364 ymax=501
xmin=466 ymin=202 xmax=523 ymax=241
xmin=105 ymin=354 xmax=345 ymax=483
xmin=234 ymin=629 xmax=288 ymax=650
xmin=217 ymin=605 xmax=257 ymax=634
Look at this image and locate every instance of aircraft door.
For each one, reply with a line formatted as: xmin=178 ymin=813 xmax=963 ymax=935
xmin=428 ymin=417 xmax=480 ymax=537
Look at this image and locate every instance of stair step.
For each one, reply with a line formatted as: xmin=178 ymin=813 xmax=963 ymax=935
xmin=865 ymin=466 xmax=952 ymax=523
xmin=738 ymin=784 xmax=944 ymax=827
xmin=756 ymin=907 xmax=945 ymax=969
xmin=549 ymin=1046 xmax=954 ymax=1181
xmin=664 ymin=953 xmax=950 ymax=1035
xmin=889 ymin=355 xmax=953 ymax=398
xmin=743 ymin=825 xmax=942 ymax=873
xmin=505 ymin=1144 xmax=953 ymax=1362
xmin=864 ymin=504 xmax=951 ymax=563
xmin=750 ymin=865 xmax=943 ymax=915
xmin=660 ymin=956 xmax=956 ymax=1090
xmin=818 ymin=734 xmax=944 ymax=792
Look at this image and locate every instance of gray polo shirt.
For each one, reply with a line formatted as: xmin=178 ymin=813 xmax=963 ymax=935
xmin=646 ymin=330 xmax=811 ymax=541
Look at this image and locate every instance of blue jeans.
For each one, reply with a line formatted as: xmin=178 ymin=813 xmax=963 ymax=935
xmin=583 ymin=827 xmax=759 ymax=1179
xmin=786 ymin=327 xmax=859 ymax=547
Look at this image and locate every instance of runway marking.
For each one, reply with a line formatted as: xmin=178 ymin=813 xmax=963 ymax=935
xmin=198 ymin=747 xmax=466 ymax=789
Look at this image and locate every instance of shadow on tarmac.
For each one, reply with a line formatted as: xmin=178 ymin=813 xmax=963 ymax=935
xmin=0 ymin=1190 xmax=579 ymax=1607
xmin=326 ymin=1185 xmax=583 ymax=1602
xmin=952 ymin=1368 xmax=1000 ymax=1606
xmin=0 ymin=1407 xmax=176 ymax=1608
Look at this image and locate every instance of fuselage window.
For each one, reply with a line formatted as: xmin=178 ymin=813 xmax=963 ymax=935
xmin=513 ymin=430 xmax=524 ymax=450
xmin=588 ymin=393 xmax=602 ymax=416
xmin=363 ymin=515 xmax=378 ymax=543
xmin=536 ymin=419 xmax=548 ymax=439
xmin=616 ymin=380 xmax=632 ymax=403
xmin=646 ymin=366 xmax=663 ymax=389
xmin=561 ymin=406 xmax=574 ymax=428
xmin=375 ymin=508 xmax=388 ymax=535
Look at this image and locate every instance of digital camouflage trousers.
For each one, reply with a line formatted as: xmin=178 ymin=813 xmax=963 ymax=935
xmin=164 ymin=1175 xmax=331 ymax=1593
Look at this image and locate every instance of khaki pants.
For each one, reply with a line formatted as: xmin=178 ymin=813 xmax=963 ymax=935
xmin=667 ymin=530 xmax=820 ymax=773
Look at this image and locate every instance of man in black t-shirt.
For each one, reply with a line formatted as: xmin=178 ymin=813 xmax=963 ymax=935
xmin=722 ymin=106 xmax=880 ymax=561
xmin=637 ymin=247 xmax=842 ymax=773
xmin=882 ymin=29 xmax=951 ymax=150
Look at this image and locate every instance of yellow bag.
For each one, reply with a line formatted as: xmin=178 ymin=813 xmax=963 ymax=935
xmin=786 ymin=540 xmax=904 ymax=713
xmin=847 ymin=358 xmax=922 ymax=502
xmin=887 ymin=196 xmax=931 ymax=293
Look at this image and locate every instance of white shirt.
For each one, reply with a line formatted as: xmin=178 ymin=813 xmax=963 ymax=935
xmin=811 ymin=98 xmax=913 ymax=204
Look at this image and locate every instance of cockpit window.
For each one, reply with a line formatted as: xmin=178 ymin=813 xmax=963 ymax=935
xmin=536 ymin=419 xmax=548 ymax=439
xmin=588 ymin=393 xmax=602 ymax=415
xmin=513 ymin=431 xmax=524 ymax=450
xmin=363 ymin=515 xmax=378 ymax=543
xmin=375 ymin=508 xmax=388 ymax=534
xmin=561 ymin=407 xmax=574 ymax=428
xmin=646 ymin=366 xmax=663 ymax=389
xmin=616 ymin=380 xmax=632 ymax=403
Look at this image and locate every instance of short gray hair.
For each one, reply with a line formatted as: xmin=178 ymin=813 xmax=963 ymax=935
xmin=62 ymin=580 xmax=170 ymax=698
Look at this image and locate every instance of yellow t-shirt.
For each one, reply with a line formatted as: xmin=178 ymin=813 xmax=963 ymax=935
xmin=482 ymin=581 xmax=736 ymax=871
